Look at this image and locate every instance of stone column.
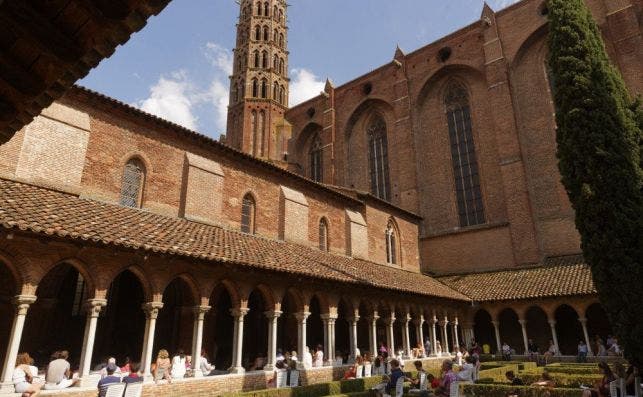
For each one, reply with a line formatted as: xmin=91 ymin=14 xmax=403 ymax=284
xmin=79 ymin=299 xmax=108 ymax=381
xmin=384 ymin=315 xmax=396 ymax=357
xmin=229 ymin=308 xmax=249 ymax=373
xmin=140 ymin=301 xmax=163 ymax=379
xmin=191 ymin=305 xmax=211 ymax=377
xmin=518 ymin=319 xmax=529 ymax=355
xmin=321 ymin=314 xmax=337 ymax=365
xmin=430 ymin=316 xmax=438 ymax=356
xmin=452 ymin=318 xmax=460 ymax=352
xmin=0 ymin=295 xmax=37 ymax=392
xmin=440 ymin=317 xmax=450 ymax=354
xmin=578 ymin=318 xmax=593 ymax=355
xmin=368 ymin=314 xmax=379 ymax=356
xmin=348 ymin=316 xmax=359 ymax=359
xmin=264 ymin=310 xmax=282 ymax=370
xmin=491 ymin=320 xmax=502 ymax=354
xmin=295 ymin=311 xmax=310 ymax=369
xmin=414 ymin=315 xmax=424 ymax=355
xmin=548 ymin=319 xmax=560 ymax=355
xmin=401 ymin=314 xmax=411 ymax=358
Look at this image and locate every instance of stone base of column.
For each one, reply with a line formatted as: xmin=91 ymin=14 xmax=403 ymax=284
xmin=78 ymin=373 xmax=101 ymax=388
xmin=228 ymin=366 xmax=246 ymax=374
xmin=0 ymin=382 xmax=16 ymax=394
xmin=263 ymin=364 xmax=275 ymax=371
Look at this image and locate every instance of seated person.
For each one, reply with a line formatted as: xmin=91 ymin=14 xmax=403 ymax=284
xmin=531 ymin=371 xmax=556 ymax=388
xmin=436 ymin=360 xmax=457 ymax=397
xmin=122 ymin=362 xmax=143 ymax=384
xmin=13 ymin=352 xmax=42 ymax=397
xmin=501 ymin=342 xmax=512 ymax=361
xmin=44 ymin=351 xmax=79 ymax=390
xmin=97 ymin=363 xmax=121 ymax=397
xmin=100 ymin=358 xmax=121 ymax=378
xmin=407 ymin=360 xmax=428 ymax=392
xmin=429 ymin=373 xmax=440 ymax=389
xmin=457 ymin=356 xmax=475 ymax=382
xmin=200 ymin=350 xmax=215 ymax=376
xmin=343 ymin=355 xmax=362 ymax=379
xmin=372 ymin=359 xmax=404 ymax=397
xmin=582 ymin=361 xmax=615 ymax=397
xmin=153 ymin=349 xmax=172 ymax=384
xmin=505 ymin=370 xmax=523 ymax=386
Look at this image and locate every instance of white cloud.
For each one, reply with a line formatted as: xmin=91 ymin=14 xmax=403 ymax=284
xmin=289 ymin=68 xmax=325 ymax=106
xmin=203 ymin=79 xmax=229 ymax=132
xmin=136 ymin=70 xmax=198 ymax=130
xmin=204 ymin=42 xmax=233 ymax=75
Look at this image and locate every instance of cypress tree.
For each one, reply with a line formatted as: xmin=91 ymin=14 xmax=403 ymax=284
xmin=547 ymin=0 xmax=642 ymax=366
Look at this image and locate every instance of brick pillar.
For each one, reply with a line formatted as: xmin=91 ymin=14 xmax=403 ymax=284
xmin=0 ymin=295 xmax=37 ymax=392
xmin=191 ymin=305 xmax=211 ymax=377
xmin=140 ymin=301 xmax=163 ymax=380
xmin=79 ymin=299 xmax=107 ymax=384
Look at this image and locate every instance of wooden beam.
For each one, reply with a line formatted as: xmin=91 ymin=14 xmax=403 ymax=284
xmin=0 ymin=53 xmax=45 ymax=97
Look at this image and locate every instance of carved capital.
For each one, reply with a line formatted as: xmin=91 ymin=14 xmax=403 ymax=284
xmin=84 ymin=299 xmax=107 ymax=317
xmin=230 ymin=307 xmax=249 ymax=318
xmin=294 ymin=311 xmax=310 ymax=322
xmin=194 ymin=305 xmax=212 ymax=320
xmin=142 ymin=301 xmax=164 ymax=320
xmin=578 ymin=317 xmax=587 ymax=325
xmin=518 ymin=319 xmax=527 ymax=326
xmin=14 ymin=295 xmax=37 ymax=316
xmin=264 ymin=310 xmax=283 ymax=319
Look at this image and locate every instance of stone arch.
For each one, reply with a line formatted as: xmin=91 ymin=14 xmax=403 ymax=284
xmin=277 ymin=289 xmax=302 ymax=354
xmin=208 ymin=279 xmax=242 ymax=309
xmin=498 ymin=307 xmax=523 ymax=354
xmin=153 ymin=276 xmax=197 ymax=358
xmin=294 ymin=122 xmax=323 ymax=177
xmin=525 ymin=305 xmax=549 ymax=355
xmin=34 ymin=258 xmax=97 ymax=299
xmin=97 ymin=264 xmax=153 ymax=303
xmin=158 ymin=272 xmax=201 ymax=306
xmin=204 ymin=281 xmax=236 ymax=369
xmin=246 ymin=283 xmax=276 ymax=310
xmin=585 ymin=302 xmax=612 ymax=352
xmin=554 ymin=304 xmax=583 ymax=355
xmin=473 ymin=308 xmax=495 ymax=353
xmin=243 ymin=287 xmax=269 ymax=369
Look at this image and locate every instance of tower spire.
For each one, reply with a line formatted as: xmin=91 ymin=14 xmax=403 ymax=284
xmin=225 ymin=0 xmax=291 ymax=163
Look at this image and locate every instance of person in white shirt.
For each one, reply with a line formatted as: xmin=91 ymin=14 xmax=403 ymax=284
xmin=200 ymin=350 xmax=215 ymax=376
xmin=313 ymin=345 xmax=324 ymax=367
xmin=170 ymin=350 xmax=187 ymax=379
xmin=302 ymin=346 xmax=313 ymax=369
xmin=502 ymin=342 xmax=512 ymax=361
xmin=457 ymin=356 xmax=474 ymax=382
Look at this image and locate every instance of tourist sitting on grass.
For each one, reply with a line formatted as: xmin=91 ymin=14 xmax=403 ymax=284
xmin=505 ymin=370 xmax=523 ymax=386
xmin=531 ymin=370 xmax=555 ymax=388
xmin=582 ymin=361 xmax=615 ymax=397
xmin=44 ymin=350 xmax=79 ymax=390
xmin=435 ymin=359 xmax=457 ymax=397
xmin=502 ymin=342 xmax=512 ymax=361
xmin=153 ymin=349 xmax=172 ymax=384
xmin=97 ymin=363 xmax=121 ymax=397
xmin=578 ymin=340 xmax=589 ymax=363
xmin=122 ymin=362 xmax=142 ymax=384
xmin=13 ymin=352 xmax=42 ymax=397
xmin=457 ymin=355 xmax=474 ymax=382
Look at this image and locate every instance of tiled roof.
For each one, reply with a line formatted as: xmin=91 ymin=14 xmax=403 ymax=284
xmin=0 ymin=178 xmax=468 ymax=301
xmin=438 ymin=256 xmax=596 ymax=302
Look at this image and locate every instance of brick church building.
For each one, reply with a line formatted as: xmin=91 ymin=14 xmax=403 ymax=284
xmin=0 ymin=0 xmax=640 ymax=395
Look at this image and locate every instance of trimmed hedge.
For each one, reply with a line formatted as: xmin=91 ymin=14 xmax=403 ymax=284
xmin=478 ymin=363 xmax=521 ymax=382
xmin=517 ymin=372 xmax=601 ymax=388
xmin=460 ymin=383 xmax=583 ymax=397
xmin=543 ymin=366 xmax=604 ymax=375
xmin=221 ymin=376 xmax=383 ymax=397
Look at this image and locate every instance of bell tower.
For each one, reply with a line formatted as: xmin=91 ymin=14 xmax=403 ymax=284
xmin=226 ymin=0 xmax=291 ymax=163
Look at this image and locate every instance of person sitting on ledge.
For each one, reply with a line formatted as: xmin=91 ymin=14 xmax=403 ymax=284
xmin=13 ymin=352 xmax=42 ymax=397
xmin=343 ymin=355 xmax=362 ymax=379
xmin=44 ymin=350 xmax=79 ymax=390
xmin=267 ymin=360 xmax=286 ymax=387
xmin=97 ymin=363 xmax=121 ymax=397
xmin=153 ymin=349 xmax=172 ymax=384
xmin=122 ymin=362 xmax=142 ymax=384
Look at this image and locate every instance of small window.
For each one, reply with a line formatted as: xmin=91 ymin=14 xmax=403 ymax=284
xmin=241 ymin=194 xmax=256 ymax=234
xmin=262 ymin=51 xmax=268 ymax=68
xmin=385 ymin=222 xmax=398 ymax=265
xmin=120 ymin=158 xmax=145 ymax=208
xmin=319 ymin=218 xmax=329 ymax=251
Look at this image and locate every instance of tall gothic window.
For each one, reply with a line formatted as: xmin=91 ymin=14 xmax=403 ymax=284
xmin=262 ymin=51 xmax=268 ymax=68
xmin=444 ymin=81 xmax=485 ymax=227
xmin=319 ymin=218 xmax=329 ymax=251
xmin=309 ymin=133 xmax=323 ymax=182
xmin=385 ymin=221 xmax=398 ymax=265
xmin=273 ymin=5 xmax=278 ymax=19
xmin=254 ymin=26 xmax=261 ymax=41
xmin=257 ymin=110 xmax=265 ymax=156
xmin=264 ymin=2 xmax=269 ymax=16
xmin=241 ymin=193 xmax=256 ymax=234
xmin=119 ymin=158 xmax=145 ymax=208
xmin=250 ymin=110 xmax=257 ymax=154
xmin=252 ymin=79 xmax=258 ymax=97
xmin=255 ymin=1 xmax=261 ymax=15
xmin=253 ymin=51 xmax=260 ymax=68
xmin=273 ymin=82 xmax=279 ymax=100
xmin=261 ymin=79 xmax=267 ymax=98
xmin=263 ymin=26 xmax=269 ymax=41
xmin=279 ymin=33 xmax=284 ymax=48
xmin=367 ymin=115 xmax=391 ymax=201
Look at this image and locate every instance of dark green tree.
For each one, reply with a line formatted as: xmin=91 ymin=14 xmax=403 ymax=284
xmin=547 ymin=0 xmax=642 ymax=365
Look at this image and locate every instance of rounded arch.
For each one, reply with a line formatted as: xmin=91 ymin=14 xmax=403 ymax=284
xmin=307 ymin=292 xmax=330 ymax=314
xmin=118 ymin=151 xmax=153 ymax=175
xmin=554 ymin=304 xmax=583 ymax=355
xmin=108 ymin=264 xmax=153 ymax=303
xmin=246 ymin=283 xmax=276 ymax=310
xmin=473 ymin=308 xmax=495 ymax=352
xmin=208 ymin=280 xmax=242 ymax=309
xmin=281 ymin=288 xmax=305 ymax=314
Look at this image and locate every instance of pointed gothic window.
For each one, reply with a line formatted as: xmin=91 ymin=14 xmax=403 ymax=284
xmin=444 ymin=80 xmax=485 ymax=227
xmin=367 ymin=115 xmax=391 ymax=201
xmin=250 ymin=110 xmax=257 ymax=154
xmin=253 ymin=51 xmax=260 ymax=68
xmin=273 ymin=54 xmax=278 ymax=70
xmin=254 ymin=26 xmax=261 ymax=41
xmin=264 ymin=2 xmax=269 ymax=16
xmin=262 ymin=51 xmax=268 ymax=68
xmin=279 ymin=9 xmax=284 ymax=23
xmin=385 ymin=221 xmax=398 ymax=265
xmin=273 ymin=82 xmax=279 ymax=100
xmin=257 ymin=110 xmax=265 ymax=156
xmin=256 ymin=1 xmax=261 ymax=15
xmin=281 ymin=85 xmax=285 ymax=104
xmin=261 ymin=79 xmax=267 ymax=98
xmin=309 ymin=133 xmax=323 ymax=182
xmin=319 ymin=218 xmax=329 ymax=251
xmin=273 ymin=5 xmax=278 ymax=19
xmin=280 ymin=58 xmax=285 ymax=75
xmin=241 ymin=193 xmax=256 ymax=234
xmin=279 ymin=33 xmax=284 ymax=48
xmin=252 ymin=79 xmax=258 ymax=97
xmin=120 ymin=158 xmax=145 ymax=208
xmin=263 ymin=26 xmax=269 ymax=41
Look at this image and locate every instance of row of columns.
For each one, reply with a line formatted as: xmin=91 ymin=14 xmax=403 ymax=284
xmin=0 ymin=295 xmax=469 ymax=393
xmin=491 ymin=316 xmax=594 ymax=355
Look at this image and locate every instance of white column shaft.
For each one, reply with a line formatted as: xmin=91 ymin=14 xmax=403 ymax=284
xmin=549 ymin=320 xmax=560 ymax=355
xmin=0 ymin=296 xmax=36 ymax=388
xmin=579 ymin=318 xmax=593 ymax=355
xmin=519 ymin=320 xmax=529 ymax=355
xmin=492 ymin=321 xmax=501 ymax=354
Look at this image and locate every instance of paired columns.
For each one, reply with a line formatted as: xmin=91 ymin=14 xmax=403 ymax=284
xmin=0 ymin=295 xmax=37 ymax=392
xmin=321 ymin=314 xmax=337 ymax=365
xmin=79 ymin=299 xmax=108 ymax=382
xmin=518 ymin=319 xmax=529 ymax=354
xmin=430 ymin=316 xmax=438 ymax=356
xmin=264 ymin=310 xmax=282 ymax=370
xmin=191 ymin=305 xmax=211 ymax=377
xmin=440 ymin=317 xmax=450 ymax=354
xmin=141 ymin=301 xmax=164 ymax=379
xmin=414 ymin=315 xmax=424 ymax=356
xmin=229 ymin=308 xmax=249 ymax=374
xmin=295 ymin=311 xmax=310 ymax=368
xmin=367 ymin=314 xmax=379 ymax=357
xmin=384 ymin=315 xmax=396 ymax=356
xmin=348 ymin=316 xmax=359 ymax=359
xmin=548 ymin=319 xmax=560 ymax=355
xmin=452 ymin=317 xmax=460 ymax=351
xmin=578 ymin=318 xmax=593 ymax=355
xmin=401 ymin=314 xmax=411 ymax=358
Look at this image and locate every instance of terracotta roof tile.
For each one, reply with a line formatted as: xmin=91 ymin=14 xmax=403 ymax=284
xmin=437 ymin=256 xmax=596 ymax=302
xmin=0 ymin=178 xmax=468 ymax=301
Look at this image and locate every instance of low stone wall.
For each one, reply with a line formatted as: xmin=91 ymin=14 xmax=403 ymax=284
xmin=5 ymin=358 xmax=451 ymax=397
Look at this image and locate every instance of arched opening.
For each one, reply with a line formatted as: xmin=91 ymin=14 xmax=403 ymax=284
xmin=263 ymin=26 xmax=269 ymax=42
xmin=357 ymin=302 xmax=370 ymax=355
xmin=335 ymin=299 xmax=350 ymax=362
xmin=393 ymin=313 xmax=403 ymax=357
xmin=318 ymin=217 xmax=329 ymax=251
xmin=385 ymin=220 xmax=399 ymax=265
xmin=243 ymin=289 xmax=268 ymax=370
xmin=422 ymin=320 xmax=431 ymax=351
xmin=0 ymin=260 xmax=18 ymax=371
xmin=498 ymin=308 xmax=523 ymax=354
xmin=367 ymin=114 xmax=391 ymax=201
xmin=554 ymin=305 xmax=583 ymax=355
xmin=261 ymin=51 xmax=268 ymax=69
xmin=408 ymin=316 xmax=418 ymax=352
xmin=307 ymin=296 xmax=324 ymax=355
xmin=203 ymin=284 xmax=234 ymax=370
xmin=524 ymin=306 xmax=549 ymax=355
xmin=277 ymin=291 xmax=298 ymax=355
xmin=252 ymin=79 xmax=258 ymax=97
xmin=119 ymin=158 xmax=146 ymax=208
xmin=254 ymin=25 xmax=261 ymax=41
xmin=153 ymin=278 xmax=195 ymax=361
xmin=375 ymin=305 xmax=390 ymax=354
xmin=586 ymin=303 xmax=612 ymax=352
xmin=93 ymin=270 xmax=145 ymax=366
xmin=241 ymin=193 xmax=256 ymax=234
xmin=473 ymin=309 xmax=495 ymax=353
xmin=21 ymin=263 xmax=89 ymax=367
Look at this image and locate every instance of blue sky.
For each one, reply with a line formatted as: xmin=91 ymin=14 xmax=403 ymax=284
xmin=80 ymin=0 xmax=519 ymax=138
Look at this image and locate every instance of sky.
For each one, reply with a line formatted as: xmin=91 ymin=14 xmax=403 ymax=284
xmin=80 ymin=0 xmax=520 ymax=139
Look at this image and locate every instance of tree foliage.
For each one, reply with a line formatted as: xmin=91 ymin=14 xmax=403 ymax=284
xmin=547 ymin=0 xmax=643 ymax=366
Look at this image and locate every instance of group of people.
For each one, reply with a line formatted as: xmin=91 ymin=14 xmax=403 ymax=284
xmin=581 ymin=362 xmax=639 ymax=397
xmin=12 ymin=350 xmax=81 ymax=397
